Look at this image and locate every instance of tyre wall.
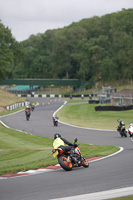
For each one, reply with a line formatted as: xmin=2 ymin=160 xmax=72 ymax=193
xmin=95 ymin=105 xmax=133 ymax=111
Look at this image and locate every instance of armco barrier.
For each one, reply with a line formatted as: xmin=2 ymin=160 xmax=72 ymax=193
xmin=95 ymin=105 xmax=133 ymax=111
xmin=17 ymin=94 xmax=62 ymax=98
xmin=17 ymin=94 xmax=93 ymax=98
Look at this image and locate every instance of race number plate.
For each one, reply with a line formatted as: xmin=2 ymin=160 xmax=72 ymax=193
xmin=53 ymin=150 xmax=58 ymax=157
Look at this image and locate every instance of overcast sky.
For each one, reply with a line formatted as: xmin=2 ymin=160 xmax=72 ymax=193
xmin=0 ymin=0 xmax=133 ymax=41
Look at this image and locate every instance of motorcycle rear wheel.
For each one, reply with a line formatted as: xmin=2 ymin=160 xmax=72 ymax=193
xmin=26 ymin=116 xmax=29 ymax=121
xmin=26 ymin=115 xmax=30 ymax=121
xmin=58 ymin=155 xmax=73 ymax=171
xmin=55 ymin=122 xmax=58 ymax=126
xmin=123 ymin=131 xmax=127 ymax=137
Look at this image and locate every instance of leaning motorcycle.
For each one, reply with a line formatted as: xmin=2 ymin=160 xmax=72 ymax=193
xmin=52 ymin=138 xmax=89 ymax=171
xmin=53 ymin=116 xmax=58 ymax=126
xmin=117 ymin=126 xmax=127 ymax=137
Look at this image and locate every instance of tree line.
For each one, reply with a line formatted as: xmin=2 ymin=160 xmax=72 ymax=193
xmin=0 ymin=9 xmax=133 ymax=86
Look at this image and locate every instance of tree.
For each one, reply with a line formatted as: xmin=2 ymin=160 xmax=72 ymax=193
xmin=0 ymin=21 xmax=23 ymax=80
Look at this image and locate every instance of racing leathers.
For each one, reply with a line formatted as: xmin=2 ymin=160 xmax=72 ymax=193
xmin=53 ymin=137 xmax=75 ymax=156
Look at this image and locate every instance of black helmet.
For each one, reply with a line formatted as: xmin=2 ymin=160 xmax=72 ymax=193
xmin=54 ymin=133 xmax=61 ymax=139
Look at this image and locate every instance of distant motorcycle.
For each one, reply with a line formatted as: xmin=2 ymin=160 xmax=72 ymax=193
xmin=31 ymin=104 xmax=35 ymax=111
xmin=52 ymin=138 xmax=89 ymax=171
xmin=117 ymin=126 xmax=127 ymax=137
xmin=128 ymin=123 xmax=133 ymax=141
xmin=53 ymin=115 xmax=58 ymax=126
xmin=25 ymin=108 xmax=31 ymax=121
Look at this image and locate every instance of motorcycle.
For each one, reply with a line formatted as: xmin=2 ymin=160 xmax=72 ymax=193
xmin=128 ymin=124 xmax=133 ymax=141
xmin=25 ymin=109 xmax=31 ymax=121
xmin=53 ymin=116 xmax=58 ymax=126
xmin=52 ymin=138 xmax=89 ymax=171
xmin=31 ymin=104 xmax=35 ymax=111
xmin=117 ymin=126 xmax=127 ymax=137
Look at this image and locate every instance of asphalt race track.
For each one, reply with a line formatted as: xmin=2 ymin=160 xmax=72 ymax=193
xmin=0 ymin=98 xmax=133 ymax=200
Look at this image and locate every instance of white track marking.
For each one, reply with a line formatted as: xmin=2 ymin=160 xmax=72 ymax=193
xmin=50 ymin=186 xmax=133 ymax=200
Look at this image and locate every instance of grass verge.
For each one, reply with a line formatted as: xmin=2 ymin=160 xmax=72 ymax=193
xmin=57 ymin=102 xmax=133 ymax=130
xmin=112 ymin=196 xmax=133 ymax=200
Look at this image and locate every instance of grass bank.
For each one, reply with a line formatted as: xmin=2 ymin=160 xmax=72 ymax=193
xmin=57 ymin=101 xmax=133 ymax=130
xmin=0 ymin=123 xmax=119 ymax=175
xmin=0 ymin=89 xmax=25 ymax=114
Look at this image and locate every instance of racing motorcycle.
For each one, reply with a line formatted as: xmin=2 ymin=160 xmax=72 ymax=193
xmin=53 ymin=116 xmax=58 ymax=126
xmin=52 ymin=138 xmax=89 ymax=171
xmin=128 ymin=124 xmax=133 ymax=141
xmin=117 ymin=126 xmax=127 ymax=137
xmin=31 ymin=104 xmax=35 ymax=111
xmin=25 ymin=109 xmax=31 ymax=121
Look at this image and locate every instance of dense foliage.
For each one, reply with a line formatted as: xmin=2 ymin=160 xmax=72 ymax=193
xmin=1 ymin=9 xmax=133 ymax=84
xmin=0 ymin=20 xmax=23 ymax=80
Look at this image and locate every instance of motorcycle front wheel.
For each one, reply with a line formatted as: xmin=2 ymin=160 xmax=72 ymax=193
xmin=82 ymin=159 xmax=89 ymax=168
xmin=58 ymin=155 xmax=73 ymax=171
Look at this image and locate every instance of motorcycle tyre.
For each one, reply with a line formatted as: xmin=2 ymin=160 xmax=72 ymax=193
xmin=118 ymin=130 xmax=123 ymax=137
xmin=58 ymin=155 xmax=73 ymax=171
xmin=119 ymin=131 xmax=123 ymax=137
xmin=123 ymin=131 xmax=127 ymax=137
xmin=54 ymin=121 xmax=58 ymax=126
xmin=82 ymin=159 xmax=89 ymax=168
xmin=26 ymin=115 xmax=30 ymax=121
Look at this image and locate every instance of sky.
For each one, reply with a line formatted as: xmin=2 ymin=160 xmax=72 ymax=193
xmin=0 ymin=0 xmax=133 ymax=42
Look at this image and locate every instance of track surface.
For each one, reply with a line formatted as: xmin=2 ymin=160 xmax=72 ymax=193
xmin=0 ymin=98 xmax=133 ymax=200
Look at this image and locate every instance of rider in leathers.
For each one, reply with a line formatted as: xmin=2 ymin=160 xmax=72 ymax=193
xmin=117 ymin=119 xmax=125 ymax=131
xmin=53 ymin=133 xmax=76 ymax=159
xmin=25 ymin=106 xmax=31 ymax=116
xmin=53 ymin=115 xmax=58 ymax=125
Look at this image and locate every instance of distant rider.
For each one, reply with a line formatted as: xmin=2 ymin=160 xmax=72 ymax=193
xmin=117 ymin=119 xmax=125 ymax=132
xmin=31 ymin=103 xmax=35 ymax=111
xmin=128 ymin=123 xmax=133 ymax=137
xmin=53 ymin=115 xmax=58 ymax=124
xmin=53 ymin=133 xmax=76 ymax=160
xmin=25 ymin=105 xmax=31 ymax=116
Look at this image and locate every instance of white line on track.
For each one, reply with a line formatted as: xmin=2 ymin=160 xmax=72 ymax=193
xmin=50 ymin=186 xmax=133 ymax=200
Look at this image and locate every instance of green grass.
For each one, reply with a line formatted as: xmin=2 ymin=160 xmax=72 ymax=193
xmin=111 ymin=196 xmax=133 ymax=200
xmin=0 ymin=123 xmax=119 ymax=175
xmin=57 ymin=102 xmax=133 ymax=130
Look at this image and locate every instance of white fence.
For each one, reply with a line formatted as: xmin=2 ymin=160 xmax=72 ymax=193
xmin=6 ymin=101 xmax=29 ymax=111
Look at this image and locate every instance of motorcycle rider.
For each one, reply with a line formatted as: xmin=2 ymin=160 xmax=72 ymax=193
xmin=53 ymin=115 xmax=58 ymax=125
xmin=53 ymin=133 xmax=77 ymax=161
xmin=128 ymin=123 xmax=133 ymax=137
xmin=25 ymin=105 xmax=31 ymax=116
xmin=31 ymin=103 xmax=35 ymax=111
xmin=117 ymin=119 xmax=125 ymax=132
